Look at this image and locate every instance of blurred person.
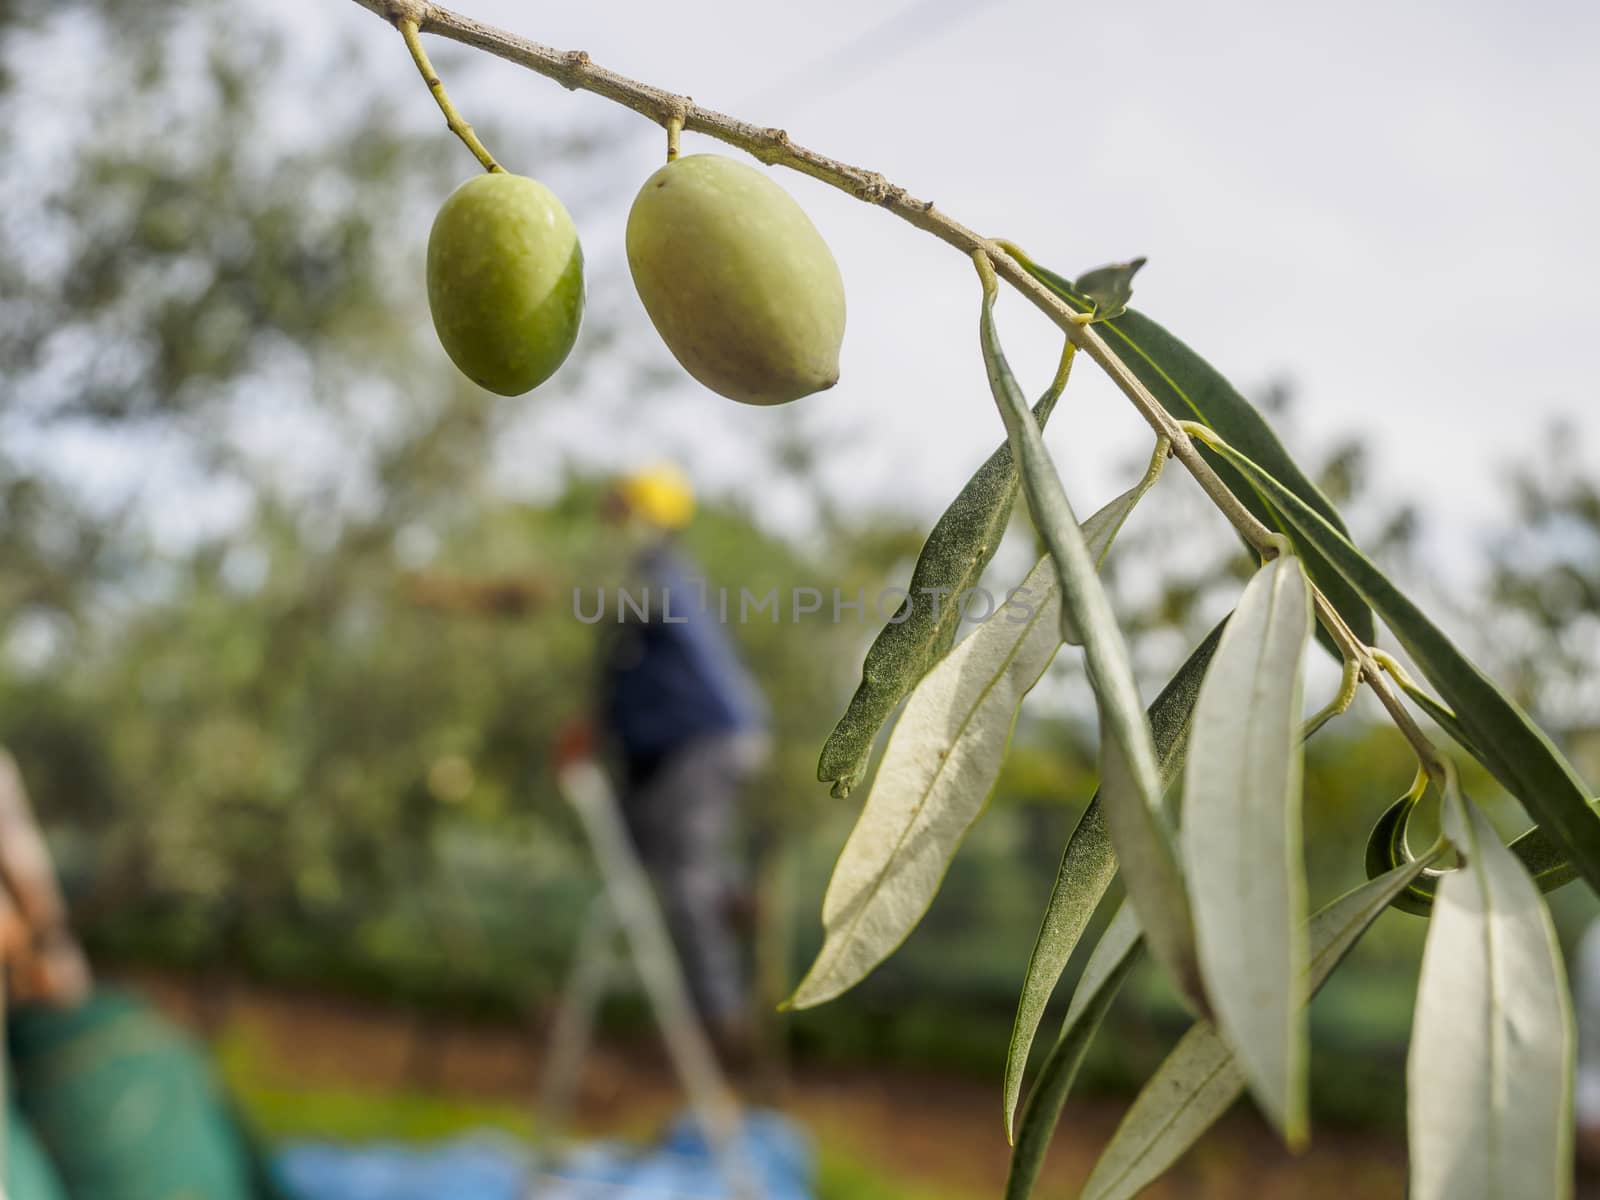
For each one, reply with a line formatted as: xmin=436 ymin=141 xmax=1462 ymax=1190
xmin=595 ymin=464 xmax=770 ymax=1062
xmin=0 ymin=749 xmax=279 ymax=1200
xmin=405 ymin=468 xmax=770 ymax=1067
xmin=0 ymin=750 xmax=93 ymax=1009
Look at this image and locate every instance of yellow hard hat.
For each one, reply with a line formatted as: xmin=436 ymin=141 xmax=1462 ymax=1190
xmin=617 ymin=463 xmax=695 ymax=530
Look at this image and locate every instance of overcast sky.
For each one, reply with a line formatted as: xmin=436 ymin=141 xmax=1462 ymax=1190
xmin=290 ymin=0 xmax=1600 ymax=560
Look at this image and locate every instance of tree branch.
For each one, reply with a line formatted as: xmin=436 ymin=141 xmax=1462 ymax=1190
xmin=349 ymin=0 xmax=1446 ymax=777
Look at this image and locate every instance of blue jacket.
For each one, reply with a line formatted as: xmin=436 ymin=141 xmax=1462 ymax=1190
xmin=600 ymin=543 xmax=767 ymax=778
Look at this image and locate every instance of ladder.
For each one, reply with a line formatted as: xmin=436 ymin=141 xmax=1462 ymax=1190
xmin=531 ymin=740 xmax=757 ymax=1199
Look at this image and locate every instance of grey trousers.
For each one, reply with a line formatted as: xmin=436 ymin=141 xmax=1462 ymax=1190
xmin=618 ymin=732 xmax=768 ymax=1025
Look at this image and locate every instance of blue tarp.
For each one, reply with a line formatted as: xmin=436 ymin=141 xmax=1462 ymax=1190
xmin=276 ymin=1110 xmax=814 ymax=1200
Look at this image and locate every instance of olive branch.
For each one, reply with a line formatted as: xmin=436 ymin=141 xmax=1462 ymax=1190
xmin=355 ymin=0 xmax=1445 ymax=781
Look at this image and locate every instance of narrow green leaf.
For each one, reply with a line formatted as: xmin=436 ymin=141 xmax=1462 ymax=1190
xmin=1003 ymin=618 xmax=1227 ymax=1139
xmin=818 ymin=359 xmax=1072 ymax=798
xmin=1366 ymin=786 xmax=1600 ymax=916
xmin=1074 ymin=857 xmax=1438 ymax=1200
xmin=1212 ymin=440 xmax=1600 ymax=898
xmin=1005 ymin=903 xmax=1142 ymax=1200
xmin=1394 ymin=677 xmax=1490 ymax=763
xmin=976 ymin=265 xmax=1203 ymax=1013
xmin=1004 ymin=243 xmax=1374 ymax=651
xmin=1362 ymin=790 xmax=1442 ymax=917
xmin=788 ymin=474 xmax=1150 ymax=1011
xmin=1181 ymin=553 xmax=1314 ymax=1145
xmin=1408 ymin=789 xmax=1574 ymax=1200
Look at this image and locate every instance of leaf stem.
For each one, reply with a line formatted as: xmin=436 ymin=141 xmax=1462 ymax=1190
xmin=1303 ymin=651 xmax=1362 ymax=740
xmin=1046 ymin=336 xmax=1077 ymax=397
xmin=398 ymin=17 xmax=504 ymax=174
xmin=1371 ymin=647 xmax=1426 ymax=694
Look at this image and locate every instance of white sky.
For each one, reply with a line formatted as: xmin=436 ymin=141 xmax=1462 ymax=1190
xmin=315 ymin=0 xmax=1600 ymax=556
xmin=37 ymin=0 xmax=1594 ymax=564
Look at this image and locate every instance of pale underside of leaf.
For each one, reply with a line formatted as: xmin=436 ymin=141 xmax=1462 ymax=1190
xmin=1407 ymin=794 xmax=1574 ymax=1200
xmin=786 ymin=557 xmax=1061 ymax=1008
xmin=788 ymin=482 xmax=1149 ymax=1010
xmin=1074 ymin=856 xmax=1438 ymax=1200
xmin=1181 ymin=553 xmax=1314 ymax=1144
xmin=977 ymin=274 xmax=1202 ymax=1015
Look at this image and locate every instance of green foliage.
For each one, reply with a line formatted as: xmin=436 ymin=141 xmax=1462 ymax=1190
xmin=817 ymin=350 xmax=1072 ymax=799
xmin=1005 ymin=905 xmax=1140 ymax=1198
xmin=1216 ymin=439 xmax=1600 ymax=897
xmin=1071 ymin=258 xmax=1146 ymax=323
xmin=977 ymin=258 xmax=1204 ymax=1017
xmin=790 ymin=486 xmax=1146 ymax=1011
xmin=1003 ymin=244 xmax=1375 ymax=653
xmin=1004 ymin=620 xmax=1224 ymax=1136
xmin=1074 ymin=859 xmax=1440 ymax=1200
xmin=806 ymin=243 xmax=1589 ymax=1197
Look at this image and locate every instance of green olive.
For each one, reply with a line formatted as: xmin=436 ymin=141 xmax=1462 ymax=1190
xmin=626 ymin=154 xmax=845 ymax=406
xmin=426 ymin=173 xmax=584 ymax=396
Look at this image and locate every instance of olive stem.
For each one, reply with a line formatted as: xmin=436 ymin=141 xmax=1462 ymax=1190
xmin=665 ymin=113 xmax=684 ymax=162
xmin=398 ymin=17 xmax=504 ymax=174
xmin=358 ymin=0 xmax=1446 ymax=781
xmin=1303 ymin=652 xmax=1362 ymax=740
xmin=1035 ymin=337 xmax=1076 ymax=410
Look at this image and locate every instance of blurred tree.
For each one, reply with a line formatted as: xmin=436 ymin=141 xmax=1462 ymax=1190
xmin=0 ymin=0 xmax=929 ymax=1018
xmin=1488 ymin=421 xmax=1600 ymax=732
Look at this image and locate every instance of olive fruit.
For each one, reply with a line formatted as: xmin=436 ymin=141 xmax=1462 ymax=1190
xmin=426 ymin=173 xmax=584 ymax=396
xmin=626 ymin=154 xmax=845 ymax=406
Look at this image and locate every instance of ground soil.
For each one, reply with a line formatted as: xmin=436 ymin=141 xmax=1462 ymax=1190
xmin=118 ymin=969 xmax=1412 ymax=1199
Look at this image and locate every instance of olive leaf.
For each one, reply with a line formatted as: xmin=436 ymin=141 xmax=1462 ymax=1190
xmin=1004 ymin=617 xmax=1227 ymax=1139
xmin=1371 ymin=671 xmax=1600 ymax=907
xmin=1362 ymin=788 xmax=1444 ymax=917
xmin=976 ymin=257 xmax=1204 ymax=1014
xmin=1389 ymin=673 xmax=1489 ymax=763
xmin=818 ymin=350 xmax=1074 ymax=799
xmin=1181 ymin=552 xmax=1314 ymax=1145
xmin=1002 ymin=242 xmax=1374 ymax=653
xmin=1408 ymin=786 xmax=1574 ymax=1200
xmin=1066 ymin=855 xmax=1442 ymax=1200
xmin=1365 ymin=787 xmax=1600 ymax=915
xmin=1074 ymin=257 xmax=1146 ymax=322
xmin=1003 ymin=903 xmax=1142 ymax=1200
xmin=787 ymin=481 xmax=1153 ymax=1010
xmin=1211 ymin=438 xmax=1600 ymax=898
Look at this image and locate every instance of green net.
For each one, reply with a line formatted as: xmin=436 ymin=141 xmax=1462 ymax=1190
xmin=6 ymin=1105 xmax=67 ymax=1200
xmin=9 ymin=990 xmax=263 ymax=1200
